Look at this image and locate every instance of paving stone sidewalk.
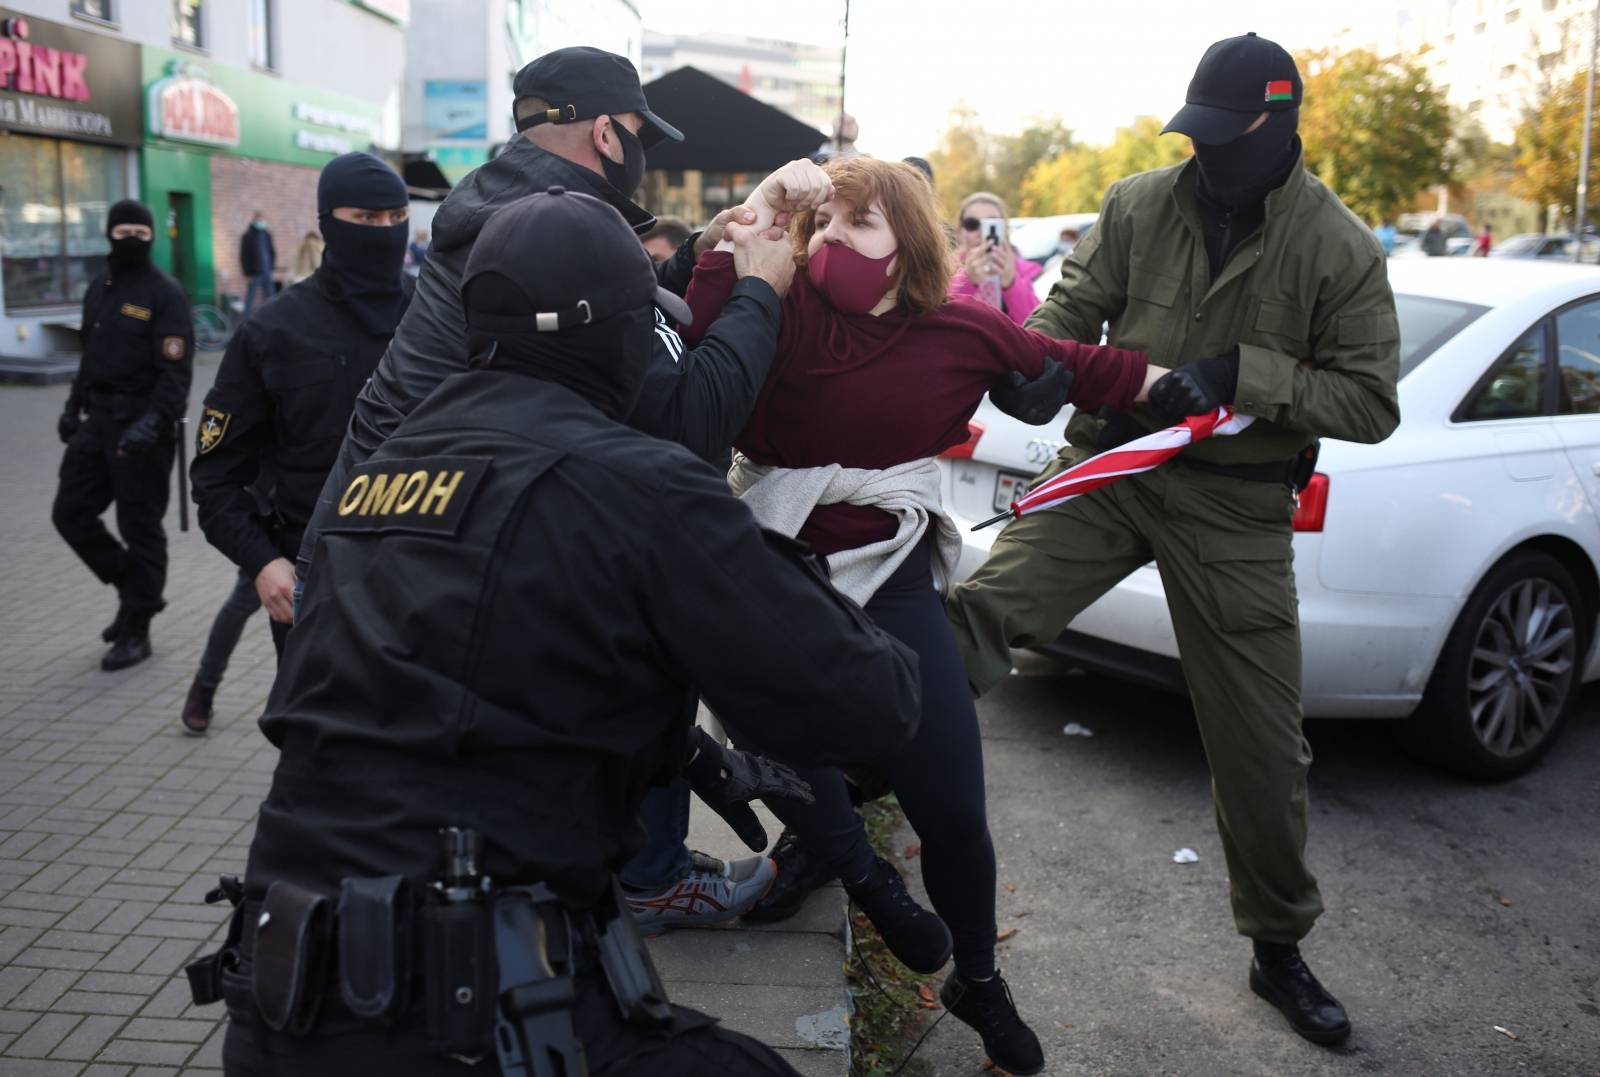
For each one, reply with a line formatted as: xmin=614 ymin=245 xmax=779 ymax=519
xmin=0 ymin=359 xmax=849 ymax=1076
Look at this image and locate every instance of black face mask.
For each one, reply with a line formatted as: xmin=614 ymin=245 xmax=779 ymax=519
xmin=107 ymin=237 xmax=151 ymax=272
xmin=319 ymin=215 xmax=409 ymax=334
xmin=469 ymin=305 xmax=652 ymax=422
xmin=599 ymin=116 xmax=646 ymax=201
xmin=1192 ymin=109 xmax=1301 ymax=209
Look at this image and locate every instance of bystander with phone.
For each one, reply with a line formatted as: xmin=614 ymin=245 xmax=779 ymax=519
xmin=949 ymin=191 xmax=1042 ymax=324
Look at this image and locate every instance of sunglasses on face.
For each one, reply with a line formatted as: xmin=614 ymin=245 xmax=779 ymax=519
xmin=960 ymin=217 xmax=982 ymax=231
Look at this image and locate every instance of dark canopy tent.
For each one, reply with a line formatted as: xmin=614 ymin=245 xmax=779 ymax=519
xmin=640 ymin=66 xmax=825 ymax=173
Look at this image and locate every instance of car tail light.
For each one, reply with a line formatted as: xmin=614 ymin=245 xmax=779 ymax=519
xmin=1292 ymin=473 xmax=1329 ymax=532
xmin=941 ymin=421 xmax=985 ymax=460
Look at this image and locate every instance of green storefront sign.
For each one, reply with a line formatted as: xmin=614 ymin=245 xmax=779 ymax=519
xmin=138 ymin=45 xmax=388 ymax=304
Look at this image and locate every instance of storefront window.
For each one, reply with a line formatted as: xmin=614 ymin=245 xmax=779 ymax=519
xmin=249 ymin=0 xmax=275 ymax=69
xmin=71 ymin=0 xmax=115 ymax=21
xmin=172 ymin=0 xmax=204 ymax=49
xmin=0 ymin=134 xmax=127 ymax=309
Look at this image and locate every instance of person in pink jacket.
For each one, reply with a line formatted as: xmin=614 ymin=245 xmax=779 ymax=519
xmin=949 ymin=191 xmax=1042 ymax=325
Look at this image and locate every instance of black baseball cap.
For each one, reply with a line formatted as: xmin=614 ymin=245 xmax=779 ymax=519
xmin=462 ymin=185 xmax=692 ymax=335
xmin=513 ymin=46 xmax=684 ymax=149
xmin=1163 ymin=33 xmax=1302 ymax=146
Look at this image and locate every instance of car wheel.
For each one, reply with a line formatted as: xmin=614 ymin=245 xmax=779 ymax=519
xmin=1400 ymin=551 xmax=1588 ymax=780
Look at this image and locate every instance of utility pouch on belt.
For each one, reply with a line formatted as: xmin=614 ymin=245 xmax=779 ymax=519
xmin=595 ymin=878 xmax=672 ymax=1029
xmin=253 ymin=880 xmax=331 ymax=1035
xmin=1290 ymin=441 xmax=1321 ymax=494
xmin=337 ymin=875 xmax=412 ymax=1023
xmin=421 ymin=895 xmax=495 ymax=1058
xmin=184 ymin=875 xmax=244 ymax=1006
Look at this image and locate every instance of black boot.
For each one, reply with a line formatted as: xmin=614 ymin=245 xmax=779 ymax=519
xmin=100 ymin=608 xmax=126 ymax=644
xmin=844 ymin=856 xmax=951 ymax=974
xmin=102 ymin=612 xmax=152 ymax=672
xmin=1249 ymin=941 xmax=1351 ymax=1045
xmin=940 ymin=970 xmax=1045 ymax=1076
xmin=180 ymin=679 xmax=216 ymax=736
xmin=744 ymin=828 xmax=838 ymax=923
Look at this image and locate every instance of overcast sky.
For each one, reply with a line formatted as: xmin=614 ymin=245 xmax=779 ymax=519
xmin=638 ymin=0 xmax=1398 ymax=157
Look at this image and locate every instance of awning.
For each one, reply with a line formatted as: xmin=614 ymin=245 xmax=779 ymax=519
xmin=640 ymin=66 xmax=826 ymax=174
xmin=402 ymin=153 xmax=452 ymax=197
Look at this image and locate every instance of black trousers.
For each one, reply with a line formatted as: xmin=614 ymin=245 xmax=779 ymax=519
xmin=51 ymin=412 xmax=174 ymax=618
xmin=220 ymin=962 xmax=800 ymax=1077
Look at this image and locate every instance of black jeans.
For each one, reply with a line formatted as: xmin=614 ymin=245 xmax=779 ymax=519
xmin=196 ymin=569 xmax=264 ymax=688
xmin=52 ymin=412 xmax=174 ymax=617
xmin=756 ymin=540 xmax=999 ymax=978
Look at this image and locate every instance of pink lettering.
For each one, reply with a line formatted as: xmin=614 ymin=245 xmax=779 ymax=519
xmin=30 ymin=45 xmax=59 ymax=98
xmin=60 ymin=51 xmax=87 ymax=101
xmin=0 ymin=41 xmax=15 ymax=92
xmin=14 ymin=41 xmax=31 ymax=93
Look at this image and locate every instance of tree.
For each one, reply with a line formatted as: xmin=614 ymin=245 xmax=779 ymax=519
xmin=1296 ymin=47 xmax=1453 ymax=223
xmin=1512 ymin=71 xmax=1598 ymax=228
xmin=989 ymin=118 xmax=1075 ymax=210
xmin=1015 ymin=117 xmax=1188 ymax=215
xmin=924 ymin=109 xmax=1074 ymax=216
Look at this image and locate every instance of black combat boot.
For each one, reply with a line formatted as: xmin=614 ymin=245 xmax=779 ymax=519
xmin=744 ymin=828 xmax=838 ymax=923
xmin=844 ymin=856 xmax=952 ymax=974
xmin=102 ymin=612 xmax=152 ymax=672
xmin=180 ymin=679 xmax=216 ymax=736
xmin=940 ymin=969 xmax=1045 ymax=1075
xmin=100 ymin=608 xmax=126 ymax=643
xmin=1249 ymin=940 xmax=1352 ymax=1045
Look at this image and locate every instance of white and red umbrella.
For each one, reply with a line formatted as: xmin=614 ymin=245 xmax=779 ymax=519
xmin=972 ymin=406 xmax=1255 ymax=530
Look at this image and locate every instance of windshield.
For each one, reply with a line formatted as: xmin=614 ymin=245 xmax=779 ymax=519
xmin=1395 ymin=293 xmax=1489 ymax=378
xmin=1490 ymin=234 xmax=1546 ymax=256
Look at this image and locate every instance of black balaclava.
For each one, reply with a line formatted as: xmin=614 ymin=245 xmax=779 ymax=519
xmin=105 ymin=199 xmax=154 ymax=273
xmin=1193 ymin=108 xmax=1301 ymax=209
xmin=599 ymin=116 xmax=646 ymax=201
xmin=316 ymin=152 xmax=410 ymax=334
xmin=464 ymin=270 xmax=652 ymax=421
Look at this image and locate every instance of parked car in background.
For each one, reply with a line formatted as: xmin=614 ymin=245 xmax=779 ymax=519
xmin=1489 ymin=233 xmax=1600 ymax=264
xmin=1392 ymin=235 xmax=1474 ymax=258
xmin=939 ymin=260 xmax=1600 ymax=779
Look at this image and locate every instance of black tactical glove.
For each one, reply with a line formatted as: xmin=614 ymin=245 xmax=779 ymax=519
xmin=57 ymin=410 xmax=81 ymax=445
xmin=116 ymin=411 xmax=165 ymax=454
xmin=989 ymin=356 xmax=1075 ymax=425
xmin=1147 ymin=349 xmax=1241 ymax=423
xmin=684 ymin=727 xmax=815 ymax=852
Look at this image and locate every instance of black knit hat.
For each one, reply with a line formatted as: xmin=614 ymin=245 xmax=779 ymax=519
xmin=106 ymin=199 xmax=153 ymax=236
xmin=317 ymin=151 xmax=408 ymax=217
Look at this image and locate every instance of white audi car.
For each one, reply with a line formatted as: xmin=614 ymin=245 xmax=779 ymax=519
xmin=940 ymin=260 xmax=1600 ymax=778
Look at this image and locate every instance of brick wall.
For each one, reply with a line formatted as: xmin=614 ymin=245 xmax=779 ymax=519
xmin=208 ymin=156 xmax=322 ymax=301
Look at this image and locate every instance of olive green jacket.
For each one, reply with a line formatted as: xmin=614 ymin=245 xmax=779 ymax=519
xmin=1028 ymin=154 xmax=1401 ymax=465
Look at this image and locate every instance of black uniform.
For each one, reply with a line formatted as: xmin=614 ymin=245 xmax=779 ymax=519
xmin=190 ymin=265 xmax=413 ymax=649
xmin=52 ymin=258 xmax=193 ymax=620
xmin=295 ymin=136 xmax=781 ymax=575
xmin=219 ymin=369 xmax=921 ymax=1075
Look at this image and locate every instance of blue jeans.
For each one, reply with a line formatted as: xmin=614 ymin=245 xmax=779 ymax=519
xmin=195 ymin=569 xmax=262 ymax=688
xmin=619 ymin=779 xmax=693 ymax=890
xmin=244 ymin=274 xmax=274 ymax=315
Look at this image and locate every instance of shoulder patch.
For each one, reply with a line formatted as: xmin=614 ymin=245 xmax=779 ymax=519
xmin=321 ymin=456 xmax=491 ymax=537
xmin=163 ymin=336 xmax=185 ymax=360
xmin=120 ymin=303 xmax=152 ymax=321
xmin=197 ymin=407 xmax=230 ymax=454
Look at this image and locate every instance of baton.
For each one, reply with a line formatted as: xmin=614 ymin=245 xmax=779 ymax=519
xmin=175 ymin=416 xmax=189 ymax=532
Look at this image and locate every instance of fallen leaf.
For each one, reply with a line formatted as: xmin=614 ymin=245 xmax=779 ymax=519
xmin=1057 ymin=1022 xmax=1074 ymax=1031
xmin=1497 ymin=896 xmax=1513 ymax=907
xmin=996 ymin=927 xmax=1019 ymax=942
xmin=1013 ymin=910 xmax=1031 ymax=919
xmin=917 ymin=983 xmax=937 ymax=1004
xmin=1493 ymin=1025 xmax=1519 ymax=1041
xmin=903 ymin=843 xmax=922 ymax=859
xmin=1003 ymin=883 xmax=1017 ymax=893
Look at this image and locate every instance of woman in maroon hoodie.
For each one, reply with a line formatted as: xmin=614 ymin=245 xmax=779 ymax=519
xmin=683 ymin=156 xmax=1163 ymax=1075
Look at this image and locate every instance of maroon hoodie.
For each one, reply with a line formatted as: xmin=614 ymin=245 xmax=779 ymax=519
xmin=683 ymin=249 xmax=1148 ymax=554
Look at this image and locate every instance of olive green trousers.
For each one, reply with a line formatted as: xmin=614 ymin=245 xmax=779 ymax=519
xmin=946 ymin=459 xmax=1323 ymax=942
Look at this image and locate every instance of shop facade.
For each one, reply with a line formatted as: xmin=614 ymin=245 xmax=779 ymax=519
xmin=140 ymin=46 xmax=387 ymax=308
xmin=0 ymin=8 xmax=141 ymax=362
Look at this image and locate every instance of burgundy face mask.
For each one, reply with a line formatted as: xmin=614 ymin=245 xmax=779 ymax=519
xmin=807 ymin=242 xmax=897 ymax=314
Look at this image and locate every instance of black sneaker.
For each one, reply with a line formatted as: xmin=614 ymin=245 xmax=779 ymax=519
xmin=180 ymin=680 xmax=216 ymax=736
xmin=844 ymin=856 xmax=952 ymax=974
xmin=940 ymin=970 xmax=1045 ymax=1076
xmin=1249 ymin=942 xmax=1352 ymax=1045
xmin=743 ymin=827 xmax=837 ymax=924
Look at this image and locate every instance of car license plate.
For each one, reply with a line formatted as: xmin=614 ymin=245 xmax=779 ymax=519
xmin=993 ymin=471 xmax=1032 ymax=512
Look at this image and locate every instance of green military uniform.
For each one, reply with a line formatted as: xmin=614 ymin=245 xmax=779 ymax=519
xmin=947 ymin=153 xmax=1400 ymax=943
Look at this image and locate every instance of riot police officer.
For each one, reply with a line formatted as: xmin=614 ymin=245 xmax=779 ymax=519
xmin=189 ymin=187 xmax=921 ymax=1076
xmin=187 ymin=153 xmax=413 ymax=731
xmin=53 ymin=199 xmax=193 ymax=671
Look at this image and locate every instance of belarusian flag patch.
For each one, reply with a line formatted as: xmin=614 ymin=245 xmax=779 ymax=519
xmin=1265 ymin=80 xmax=1294 ymax=102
